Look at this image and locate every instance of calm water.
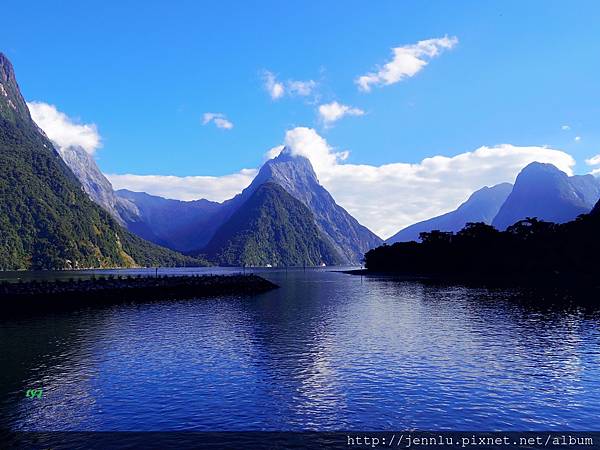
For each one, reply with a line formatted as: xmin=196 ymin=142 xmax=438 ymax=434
xmin=1 ymin=267 xmax=600 ymax=431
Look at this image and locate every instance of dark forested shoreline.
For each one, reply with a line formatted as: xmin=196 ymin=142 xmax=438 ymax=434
xmin=0 ymin=274 xmax=278 ymax=314
xmin=362 ymin=201 xmax=600 ymax=288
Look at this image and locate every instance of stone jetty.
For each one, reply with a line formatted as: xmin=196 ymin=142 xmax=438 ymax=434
xmin=1 ymin=274 xmax=278 ymax=314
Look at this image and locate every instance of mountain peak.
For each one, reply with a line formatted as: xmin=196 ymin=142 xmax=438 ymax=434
xmin=492 ymin=162 xmax=599 ymax=230
xmin=0 ymin=52 xmax=32 ymax=124
xmin=273 ymin=145 xmax=293 ymax=159
xmin=270 ymin=146 xmax=314 ymax=166
xmin=520 ymin=161 xmax=564 ymax=175
xmin=258 ymin=146 xmax=319 ymax=187
xmin=222 ymin=144 xmax=381 ymax=263
xmin=0 ymin=53 xmax=15 ymax=80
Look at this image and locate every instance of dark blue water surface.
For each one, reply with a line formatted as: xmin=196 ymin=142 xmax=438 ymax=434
xmin=1 ymin=268 xmax=600 ymax=431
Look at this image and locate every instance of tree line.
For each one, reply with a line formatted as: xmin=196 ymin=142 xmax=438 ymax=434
xmin=365 ymin=204 xmax=600 ymax=286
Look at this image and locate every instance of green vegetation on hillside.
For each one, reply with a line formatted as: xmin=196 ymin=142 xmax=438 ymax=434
xmin=202 ymin=182 xmax=342 ymax=267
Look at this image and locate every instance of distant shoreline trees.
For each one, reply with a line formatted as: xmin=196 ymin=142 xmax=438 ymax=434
xmin=364 ymin=204 xmax=600 ymax=286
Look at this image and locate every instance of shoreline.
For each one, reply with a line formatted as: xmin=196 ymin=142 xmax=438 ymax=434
xmin=0 ymin=274 xmax=278 ymax=315
xmin=341 ymin=269 xmax=600 ymax=292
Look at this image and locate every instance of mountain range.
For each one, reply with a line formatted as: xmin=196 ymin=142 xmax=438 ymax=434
xmin=4 ymin=50 xmax=599 ymax=269
xmin=115 ymin=189 xmax=221 ymax=251
xmin=387 ymin=162 xmax=600 ymax=242
xmin=33 ymin=75 xmax=382 ymax=266
xmin=52 ymin=117 xmax=600 ymax=264
xmin=59 ymin=145 xmax=382 ymax=266
xmin=113 ymin=148 xmax=382 ymax=266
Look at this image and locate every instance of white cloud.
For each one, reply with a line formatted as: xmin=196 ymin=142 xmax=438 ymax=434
xmin=282 ymin=127 xmax=350 ymax=173
xmin=202 ymin=112 xmax=234 ymax=130
xmin=106 ymin=168 xmax=257 ymax=202
xmin=288 ymin=80 xmax=317 ymax=97
xmin=575 ymin=136 xmax=581 ymax=142
xmin=586 ymin=154 xmax=600 ymax=166
xmin=318 ymin=101 xmax=365 ymax=127
xmin=561 ymin=124 xmax=571 ymax=130
xmin=277 ymin=127 xmax=575 ymax=239
xmin=262 ymin=70 xmax=317 ymax=100
xmin=263 ymin=71 xmax=285 ymax=100
xmin=27 ymin=101 xmax=101 ymax=154
xmin=356 ymin=35 xmax=458 ymax=92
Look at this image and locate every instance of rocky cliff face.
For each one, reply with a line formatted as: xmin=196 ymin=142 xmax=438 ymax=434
xmin=0 ymin=54 xmax=32 ymax=125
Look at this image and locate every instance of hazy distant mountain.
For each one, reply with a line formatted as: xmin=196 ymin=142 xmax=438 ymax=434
xmin=116 ymin=189 xmax=222 ymax=251
xmin=492 ymin=162 xmax=600 ymax=230
xmin=387 ymin=183 xmax=513 ymax=243
xmin=55 ymin=141 xmax=219 ymax=251
xmin=236 ymin=148 xmax=382 ymax=264
xmin=203 ymin=182 xmax=342 ymax=266
xmin=0 ymin=52 xmax=202 ymax=269
xmin=54 ymin=138 xmax=223 ymax=252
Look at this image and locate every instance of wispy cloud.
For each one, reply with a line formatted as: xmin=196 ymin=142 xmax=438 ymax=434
xmin=585 ymin=154 xmax=600 ymax=178
xmin=27 ymin=101 xmax=101 ymax=154
xmin=561 ymin=124 xmax=571 ymax=130
xmin=574 ymin=136 xmax=581 ymax=142
xmin=318 ymin=101 xmax=365 ymax=127
xmin=263 ymin=71 xmax=285 ymax=100
xmin=262 ymin=70 xmax=317 ymax=100
xmin=356 ymin=35 xmax=458 ymax=92
xmin=106 ymin=169 xmax=257 ymax=202
xmin=288 ymin=79 xmax=317 ymax=96
xmin=202 ymin=112 xmax=234 ymax=130
xmin=586 ymin=155 xmax=600 ymax=166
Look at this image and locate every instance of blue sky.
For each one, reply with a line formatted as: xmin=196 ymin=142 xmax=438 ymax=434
xmin=3 ymin=0 xmax=600 ymax=237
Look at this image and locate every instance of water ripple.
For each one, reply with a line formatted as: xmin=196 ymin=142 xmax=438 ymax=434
xmin=1 ymin=268 xmax=599 ymax=430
